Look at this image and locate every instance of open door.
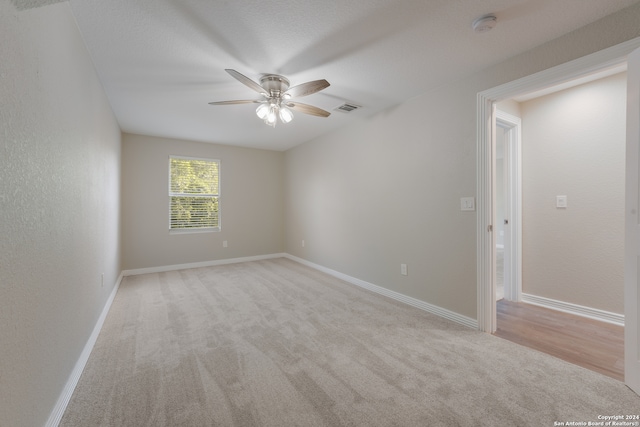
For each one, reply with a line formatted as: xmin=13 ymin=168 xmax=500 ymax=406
xmin=496 ymin=110 xmax=522 ymax=303
xmin=625 ymin=47 xmax=640 ymax=395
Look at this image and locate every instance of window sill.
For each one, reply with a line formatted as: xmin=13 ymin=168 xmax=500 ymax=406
xmin=169 ymin=227 xmax=220 ymax=235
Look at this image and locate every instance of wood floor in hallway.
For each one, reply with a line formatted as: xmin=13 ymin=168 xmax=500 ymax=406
xmin=494 ymin=300 xmax=624 ymax=381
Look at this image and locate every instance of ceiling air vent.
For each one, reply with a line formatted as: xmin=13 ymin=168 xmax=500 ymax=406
xmin=11 ymin=0 xmax=68 ymax=10
xmin=334 ymin=103 xmax=361 ymax=113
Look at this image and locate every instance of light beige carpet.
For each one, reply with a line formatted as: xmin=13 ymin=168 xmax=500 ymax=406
xmin=61 ymin=258 xmax=639 ymax=426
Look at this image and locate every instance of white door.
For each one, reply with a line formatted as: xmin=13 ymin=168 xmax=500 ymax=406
xmin=625 ymin=46 xmax=640 ymax=395
xmin=496 ymin=110 xmax=522 ymax=303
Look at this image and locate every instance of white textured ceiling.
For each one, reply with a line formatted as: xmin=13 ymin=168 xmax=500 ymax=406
xmin=68 ymin=0 xmax=638 ymax=151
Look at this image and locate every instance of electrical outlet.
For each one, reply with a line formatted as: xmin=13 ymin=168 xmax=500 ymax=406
xmin=401 ymin=264 xmax=408 ymax=276
xmin=223 ymin=240 xmax=228 ymax=248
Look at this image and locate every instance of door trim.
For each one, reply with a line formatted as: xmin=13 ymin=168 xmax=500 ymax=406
xmin=477 ymin=37 xmax=640 ymax=334
xmin=624 ymin=47 xmax=640 ymax=394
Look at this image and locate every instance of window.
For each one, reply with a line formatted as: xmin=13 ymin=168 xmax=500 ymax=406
xmin=169 ymin=156 xmax=220 ymax=232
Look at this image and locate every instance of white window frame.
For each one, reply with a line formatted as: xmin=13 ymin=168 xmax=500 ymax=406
xmin=168 ymin=155 xmax=220 ymax=234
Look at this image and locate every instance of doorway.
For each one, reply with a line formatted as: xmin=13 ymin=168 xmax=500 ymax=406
xmin=476 ymin=38 xmax=640 ymax=393
xmin=493 ymin=70 xmax=627 ymax=379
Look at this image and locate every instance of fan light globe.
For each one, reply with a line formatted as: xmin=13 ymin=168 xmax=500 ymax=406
xmin=256 ymin=103 xmax=269 ymax=119
xmin=279 ymin=107 xmax=293 ymax=123
xmin=266 ymin=106 xmax=277 ymax=126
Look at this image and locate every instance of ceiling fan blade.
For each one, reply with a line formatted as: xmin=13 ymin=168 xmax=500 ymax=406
xmin=208 ymin=100 xmax=261 ymax=105
xmin=285 ymin=79 xmax=330 ymax=98
xmin=286 ymin=102 xmax=331 ymax=118
xmin=225 ymin=69 xmax=268 ymax=96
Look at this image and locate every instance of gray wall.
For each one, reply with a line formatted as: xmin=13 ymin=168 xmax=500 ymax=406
xmin=521 ymin=72 xmax=627 ymax=314
xmin=284 ymin=4 xmax=640 ymax=320
xmin=0 ymin=2 xmax=122 ymax=426
xmin=122 ymin=133 xmax=285 ymax=270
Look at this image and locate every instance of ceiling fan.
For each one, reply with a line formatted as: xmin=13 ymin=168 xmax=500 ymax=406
xmin=209 ymin=69 xmax=331 ymax=127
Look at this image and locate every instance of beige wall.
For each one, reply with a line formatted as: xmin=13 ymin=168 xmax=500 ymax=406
xmin=284 ymin=4 xmax=640 ymax=320
xmin=496 ymin=99 xmax=522 ymax=118
xmin=520 ymin=72 xmax=627 ymax=314
xmin=284 ymin=95 xmax=478 ymax=317
xmin=122 ymin=134 xmax=284 ymax=270
xmin=0 ymin=2 xmax=122 ymax=426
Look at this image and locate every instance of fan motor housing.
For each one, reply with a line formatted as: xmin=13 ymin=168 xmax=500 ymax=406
xmin=260 ymin=74 xmax=290 ymax=95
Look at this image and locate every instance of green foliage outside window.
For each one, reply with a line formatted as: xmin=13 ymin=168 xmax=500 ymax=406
xmin=169 ymin=157 xmax=220 ymax=229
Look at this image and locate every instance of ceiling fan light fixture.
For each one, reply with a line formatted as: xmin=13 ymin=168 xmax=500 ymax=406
xmin=210 ymin=69 xmax=332 ymax=127
xmin=256 ymin=103 xmax=269 ymax=119
xmin=279 ymin=107 xmax=293 ymax=124
xmin=266 ymin=104 xmax=278 ymax=126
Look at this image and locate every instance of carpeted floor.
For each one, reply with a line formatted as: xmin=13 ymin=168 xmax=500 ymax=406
xmin=60 ymin=258 xmax=639 ymax=426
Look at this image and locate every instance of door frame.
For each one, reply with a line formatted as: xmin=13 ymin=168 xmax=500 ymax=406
xmin=477 ymin=37 xmax=640 ymax=334
xmin=495 ymin=110 xmax=522 ymax=303
xmin=625 ymin=47 xmax=640 ymax=394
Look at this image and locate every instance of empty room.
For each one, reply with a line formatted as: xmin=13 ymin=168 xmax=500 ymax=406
xmin=2 ymin=1 xmax=640 ymax=426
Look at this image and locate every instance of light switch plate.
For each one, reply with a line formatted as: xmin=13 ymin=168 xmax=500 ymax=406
xmin=556 ymin=195 xmax=567 ymax=208
xmin=460 ymin=197 xmax=475 ymax=211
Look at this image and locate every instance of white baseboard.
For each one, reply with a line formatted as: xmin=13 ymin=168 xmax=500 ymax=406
xmin=122 ymin=253 xmax=287 ymax=276
xmin=521 ymin=293 xmax=624 ymax=326
xmin=45 ymin=272 xmax=124 ymax=427
xmin=284 ymin=254 xmax=478 ymax=330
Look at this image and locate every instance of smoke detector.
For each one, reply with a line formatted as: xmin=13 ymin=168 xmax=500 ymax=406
xmin=472 ymin=14 xmax=497 ymax=33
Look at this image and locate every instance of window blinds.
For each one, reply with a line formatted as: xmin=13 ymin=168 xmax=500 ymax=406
xmin=169 ymin=156 xmax=220 ymax=230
